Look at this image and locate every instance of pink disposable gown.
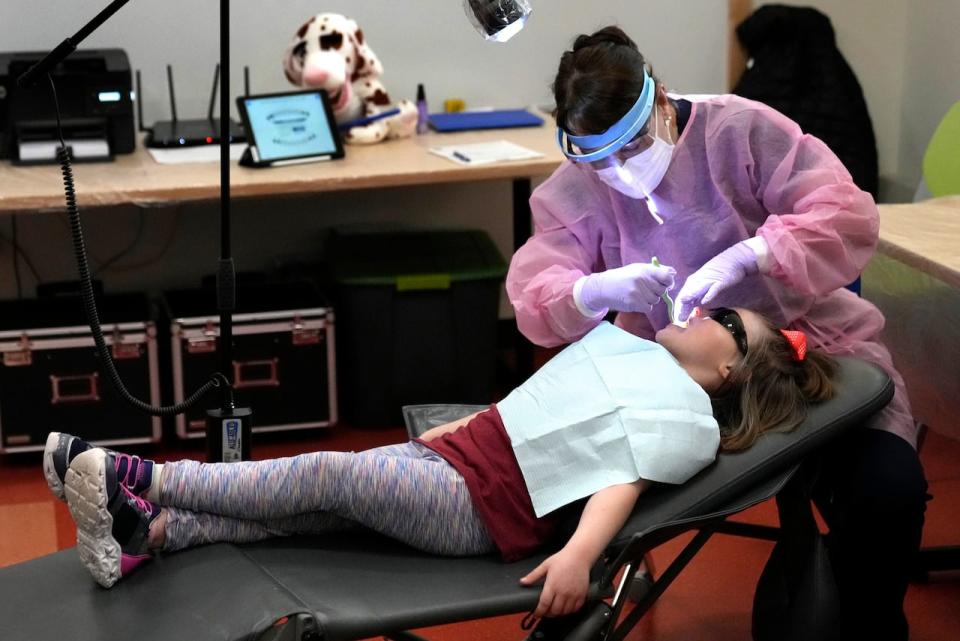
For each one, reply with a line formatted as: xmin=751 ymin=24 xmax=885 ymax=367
xmin=507 ymin=95 xmax=917 ymax=447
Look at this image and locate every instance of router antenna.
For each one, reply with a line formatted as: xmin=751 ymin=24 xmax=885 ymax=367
xmin=244 ymin=65 xmax=250 ymax=97
xmin=135 ymin=69 xmax=147 ymax=132
xmin=166 ymin=64 xmax=178 ymax=123
xmin=207 ymin=63 xmax=220 ymax=121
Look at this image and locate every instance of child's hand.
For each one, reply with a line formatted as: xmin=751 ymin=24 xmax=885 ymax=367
xmin=519 ymin=549 xmax=591 ymax=618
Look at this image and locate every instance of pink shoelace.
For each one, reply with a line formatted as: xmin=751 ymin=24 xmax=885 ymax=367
xmin=120 ymin=484 xmax=152 ymax=514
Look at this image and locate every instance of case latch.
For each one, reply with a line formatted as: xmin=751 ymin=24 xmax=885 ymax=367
xmin=3 ymin=334 xmax=33 ymax=367
xmin=291 ymin=314 xmax=321 ymax=346
xmin=187 ymin=320 xmax=219 ymax=354
xmin=110 ymin=327 xmax=142 ymax=360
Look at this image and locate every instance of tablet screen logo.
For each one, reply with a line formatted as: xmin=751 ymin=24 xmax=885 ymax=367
xmin=267 ymin=109 xmax=317 ymax=146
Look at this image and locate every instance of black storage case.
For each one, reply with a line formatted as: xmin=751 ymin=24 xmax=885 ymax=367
xmin=328 ymin=229 xmax=507 ymax=426
xmin=0 ymin=293 xmax=160 ymax=453
xmin=164 ymin=282 xmax=337 ymax=439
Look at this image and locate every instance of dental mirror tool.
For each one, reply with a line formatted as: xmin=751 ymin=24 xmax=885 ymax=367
xmin=651 ymin=256 xmax=686 ymax=327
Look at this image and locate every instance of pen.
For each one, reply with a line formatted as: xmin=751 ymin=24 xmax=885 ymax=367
xmin=452 ymin=151 xmax=472 ymax=163
xmin=338 ymin=108 xmax=402 ymax=131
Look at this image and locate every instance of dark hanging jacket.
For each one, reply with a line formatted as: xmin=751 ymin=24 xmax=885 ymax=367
xmin=733 ymin=5 xmax=879 ymax=199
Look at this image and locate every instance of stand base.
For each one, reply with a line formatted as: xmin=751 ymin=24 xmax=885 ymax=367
xmin=206 ymin=406 xmax=253 ymax=463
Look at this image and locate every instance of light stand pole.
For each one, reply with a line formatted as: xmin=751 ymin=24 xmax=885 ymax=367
xmin=205 ymin=0 xmax=253 ymax=463
xmin=17 ymin=0 xmax=251 ymax=463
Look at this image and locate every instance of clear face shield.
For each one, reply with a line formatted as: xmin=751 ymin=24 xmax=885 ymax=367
xmin=586 ymin=116 xmax=662 ymax=170
xmin=557 ymin=71 xmax=676 ymax=204
xmin=556 ymin=70 xmax=657 ymax=169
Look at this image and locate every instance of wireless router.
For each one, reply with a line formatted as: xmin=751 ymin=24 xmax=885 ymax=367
xmin=142 ymin=63 xmax=247 ymax=147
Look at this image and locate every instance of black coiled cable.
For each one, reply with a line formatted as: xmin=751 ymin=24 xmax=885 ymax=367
xmin=49 ymin=73 xmax=230 ymax=416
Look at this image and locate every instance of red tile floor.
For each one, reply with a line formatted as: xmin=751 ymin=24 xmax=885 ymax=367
xmin=1 ymin=423 xmax=958 ymax=640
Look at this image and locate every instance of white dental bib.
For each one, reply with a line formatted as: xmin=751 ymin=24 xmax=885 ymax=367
xmin=498 ymin=322 xmax=720 ymax=517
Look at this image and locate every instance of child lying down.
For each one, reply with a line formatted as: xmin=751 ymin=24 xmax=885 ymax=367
xmin=44 ymin=306 xmax=834 ymax=618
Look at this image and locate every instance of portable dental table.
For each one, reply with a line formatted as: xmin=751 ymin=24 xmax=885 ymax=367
xmin=0 ymin=357 xmax=892 ymax=641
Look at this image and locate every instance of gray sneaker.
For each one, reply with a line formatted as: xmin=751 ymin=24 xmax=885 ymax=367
xmin=43 ymin=432 xmax=154 ymax=501
xmin=65 ymin=447 xmax=161 ymax=588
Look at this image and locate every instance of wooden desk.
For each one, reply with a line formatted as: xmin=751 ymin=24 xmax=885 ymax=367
xmin=0 ymin=125 xmax=564 ymax=214
xmin=0 ymin=124 xmax=564 ymax=377
xmin=876 ymin=197 xmax=960 ymax=289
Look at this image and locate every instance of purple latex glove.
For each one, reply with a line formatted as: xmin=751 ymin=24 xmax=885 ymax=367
xmin=676 ymin=241 xmax=760 ymax=322
xmin=577 ymin=262 xmax=676 ymax=314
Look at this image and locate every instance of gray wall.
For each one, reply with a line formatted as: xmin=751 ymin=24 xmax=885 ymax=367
xmin=1 ymin=1 xmax=726 ymax=122
xmin=1 ymin=1 xmax=727 ymax=306
xmin=752 ymin=0 xmax=960 ymax=203
xmin=753 ymin=0 xmax=909 ymax=200
xmin=896 ymin=0 xmax=960 ymax=200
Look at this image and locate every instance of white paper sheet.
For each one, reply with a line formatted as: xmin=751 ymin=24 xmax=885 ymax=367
xmin=19 ymin=139 xmax=110 ymax=162
xmin=428 ymin=139 xmax=544 ymax=166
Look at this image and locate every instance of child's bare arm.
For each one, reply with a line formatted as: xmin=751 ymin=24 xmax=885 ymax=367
xmin=417 ymin=411 xmax=483 ymax=442
xmin=520 ymin=479 xmax=651 ymax=618
xmin=563 ymin=478 xmax=650 ymax=561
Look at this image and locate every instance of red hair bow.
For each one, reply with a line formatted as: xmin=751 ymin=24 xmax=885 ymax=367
xmin=779 ymin=329 xmax=807 ymax=361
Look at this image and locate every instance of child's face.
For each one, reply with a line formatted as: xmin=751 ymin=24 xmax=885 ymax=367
xmin=655 ymin=307 xmax=767 ymax=392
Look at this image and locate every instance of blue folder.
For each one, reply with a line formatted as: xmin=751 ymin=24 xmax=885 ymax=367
xmin=428 ymin=109 xmax=545 ymax=132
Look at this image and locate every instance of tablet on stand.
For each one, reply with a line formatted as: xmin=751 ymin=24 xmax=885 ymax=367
xmin=236 ymin=90 xmax=345 ymax=168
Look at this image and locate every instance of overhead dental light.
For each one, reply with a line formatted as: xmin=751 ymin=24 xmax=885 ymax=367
xmin=463 ymin=0 xmax=532 ymax=42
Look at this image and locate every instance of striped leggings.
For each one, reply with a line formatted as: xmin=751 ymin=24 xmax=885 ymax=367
xmin=158 ymin=441 xmax=496 ymax=556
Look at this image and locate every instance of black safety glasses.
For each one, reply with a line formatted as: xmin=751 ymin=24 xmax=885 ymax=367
xmin=709 ymin=307 xmax=748 ymax=356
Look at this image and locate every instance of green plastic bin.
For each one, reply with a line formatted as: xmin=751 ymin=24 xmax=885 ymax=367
xmin=328 ymin=229 xmax=507 ymax=426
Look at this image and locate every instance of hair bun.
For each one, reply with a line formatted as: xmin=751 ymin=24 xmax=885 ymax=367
xmin=572 ymin=26 xmax=638 ymax=52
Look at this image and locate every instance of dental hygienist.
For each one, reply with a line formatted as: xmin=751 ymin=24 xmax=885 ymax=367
xmin=506 ymin=26 xmax=926 ymax=641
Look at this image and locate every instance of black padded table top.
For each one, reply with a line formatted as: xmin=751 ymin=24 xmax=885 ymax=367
xmin=241 ymin=533 xmax=553 ymax=640
xmin=0 ymin=543 xmax=305 ymax=641
xmin=0 ymin=357 xmax=892 ymax=641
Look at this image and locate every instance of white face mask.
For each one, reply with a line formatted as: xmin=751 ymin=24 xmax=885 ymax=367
xmin=595 ymin=108 xmax=675 ymax=199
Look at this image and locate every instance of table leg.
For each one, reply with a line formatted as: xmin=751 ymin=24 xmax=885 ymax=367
xmin=913 ymin=546 xmax=960 ymax=579
xmin=512 ymin=178 xmax=534 ymax=380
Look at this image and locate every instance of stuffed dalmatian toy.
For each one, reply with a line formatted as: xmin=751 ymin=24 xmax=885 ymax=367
xmin=283 ymin=13 xmax=419 ymax=144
